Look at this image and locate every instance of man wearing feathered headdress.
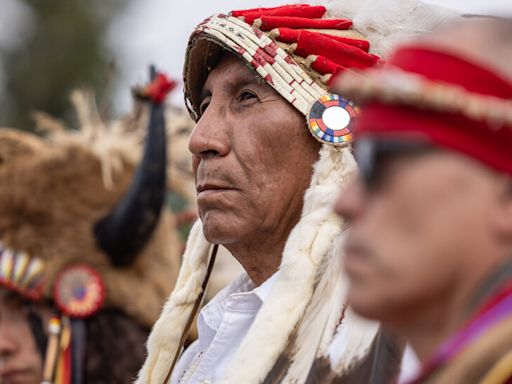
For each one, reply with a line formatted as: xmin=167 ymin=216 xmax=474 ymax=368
xmin=137 ymin=1 xmax=459 ymax=383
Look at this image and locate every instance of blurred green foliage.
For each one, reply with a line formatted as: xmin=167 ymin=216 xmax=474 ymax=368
xmin=0 ymin=0 xmax=126 ymax=130
xmin=167 ymin=191 xmax=192 ymax=240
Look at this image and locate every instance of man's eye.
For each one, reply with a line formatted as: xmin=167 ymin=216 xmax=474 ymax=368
xmin=199 ymin=100 xmax=210 ymax=116
xmin=238 ymin=91 xmax=256 ymax=102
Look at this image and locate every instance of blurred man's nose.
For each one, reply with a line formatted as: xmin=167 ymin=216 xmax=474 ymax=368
xmin=0 ymin=320 xmax=17 ymax=358
xmin=334 ymin=176 xmax=366 ymax=224
xmin=188 ymin=102 xmax=230 ymax=160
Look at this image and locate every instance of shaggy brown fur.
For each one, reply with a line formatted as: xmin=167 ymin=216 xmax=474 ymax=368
xmin=0 ymin=97 xmax=183 ymax=327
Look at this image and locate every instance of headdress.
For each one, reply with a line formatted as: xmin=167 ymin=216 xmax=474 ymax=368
xmin=0 ymin=69 xmax=178 ymax=384
xmin=336 ymin=44 xmax=512 ymax=175
xmin=138 ymin=2 xmax=458 ymax=383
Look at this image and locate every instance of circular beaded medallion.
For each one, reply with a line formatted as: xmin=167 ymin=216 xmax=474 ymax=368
xmin=307 ymin=94 xmax=359 ymax=146
xmin=54 ymin=265 xmax=105 ymax=318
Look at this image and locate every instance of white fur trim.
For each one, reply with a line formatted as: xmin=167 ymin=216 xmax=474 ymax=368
xmin=220 ymin=145 xmax=356 ymax=383
xmin=279 ymin=234 xmax=379 ymax=382
xmin=135 ymin=220 xmax=211 ymax=384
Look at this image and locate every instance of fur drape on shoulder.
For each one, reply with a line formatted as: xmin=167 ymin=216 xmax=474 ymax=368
xmin=136 ymin=221 xmax=212 ymax=383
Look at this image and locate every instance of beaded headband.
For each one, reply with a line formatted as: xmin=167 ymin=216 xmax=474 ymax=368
xmin=184 ymin=4 xmax=381 ymax=146
xmin=335 ymin=46 xmax=512 ymax=176
xmin=0 ymin=242 xmax=45 ymax=300
xmin=0 ymin=241 xmax=105 ymax=318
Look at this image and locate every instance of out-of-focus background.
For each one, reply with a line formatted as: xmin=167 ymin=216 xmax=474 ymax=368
xmin=1 ymin=0 xmax=511 ymax=130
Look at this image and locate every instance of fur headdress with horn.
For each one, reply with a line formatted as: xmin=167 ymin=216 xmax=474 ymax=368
xmin=0 ymin=69 xmax=187 ymax=383
xmin=137 ymin=1 xmax=458 ymax=383
xmin=0 ymin=70 xmax=180 ymax=327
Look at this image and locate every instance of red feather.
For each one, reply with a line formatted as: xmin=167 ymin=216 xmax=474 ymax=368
xmin=257 ymin=16 xmax=352 ymax=31
xmin=274 ymin=27 xmax=370 ymax=52
xmin=232 ymin=4 xmax=326 ymax=25
xmin=295 ymin=31 xmax=379 ymax=69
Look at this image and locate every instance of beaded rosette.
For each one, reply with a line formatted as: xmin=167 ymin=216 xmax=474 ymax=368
xmin=307 ymin=94 xmax=358 ymax=144
xmin=54 ymin=265 xmax=105 ymax=318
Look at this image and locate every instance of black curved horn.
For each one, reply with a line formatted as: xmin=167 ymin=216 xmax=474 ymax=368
xmin=94 ymin=66 xmax=167 ymax=267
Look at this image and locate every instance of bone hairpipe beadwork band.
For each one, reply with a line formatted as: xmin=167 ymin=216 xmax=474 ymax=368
xmin=197 ymin=15 xmax=357 ymax=146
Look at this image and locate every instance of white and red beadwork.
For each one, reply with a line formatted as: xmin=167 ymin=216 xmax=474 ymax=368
xmin=199 ymin=15 xmax=325 ymax=115
xmin=53 ymin=265 xmax=105 ymax=318
xmin=193 ymin=9 xmax=376 ymax=148
xmin=307 ymin=94 xmax=358 ymax=145
xmin=0 ymin=242 xmax=45 ymax=300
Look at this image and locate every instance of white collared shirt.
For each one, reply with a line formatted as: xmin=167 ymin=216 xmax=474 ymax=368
xmin=171 ymin=272 xmax=278 ymax=384
xmin=171 ymin=271 xmax=419 ymax=384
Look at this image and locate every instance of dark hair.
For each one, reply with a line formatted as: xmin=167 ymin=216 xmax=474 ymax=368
xmin=85 ymin=309 xmax=149 ymax=383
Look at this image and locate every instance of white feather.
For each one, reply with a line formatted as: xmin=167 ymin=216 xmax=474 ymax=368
xmin=320 ymin=0 xmax=459 ymax=57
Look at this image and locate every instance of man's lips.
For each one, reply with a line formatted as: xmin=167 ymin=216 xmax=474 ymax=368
xmin=343 ymin=241 xmax=373 ymax=276
xmin=196 ymin=183 xmax=237 ymax=195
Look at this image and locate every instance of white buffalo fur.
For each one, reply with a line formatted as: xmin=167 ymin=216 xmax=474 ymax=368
xmin=136 ymin=221 xmax=211 ymax=384
xmin=222 ymin=145 xmax=355 ymax=384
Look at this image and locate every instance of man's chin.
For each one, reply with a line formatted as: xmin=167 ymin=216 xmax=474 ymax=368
xmin=347 ymin=288 xmax=389 ymax=321
xmin=201 ymin=219 xmax=240 ymax=245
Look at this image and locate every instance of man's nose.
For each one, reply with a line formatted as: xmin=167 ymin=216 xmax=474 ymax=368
xmin=334 ymin=176 xmax=366 ymax=224
xmin=188 ymin=103 xmax=230 ymax=159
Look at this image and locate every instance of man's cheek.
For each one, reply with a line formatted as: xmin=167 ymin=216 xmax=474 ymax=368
xmin=192 ymin=155 xmax=200 ymax=176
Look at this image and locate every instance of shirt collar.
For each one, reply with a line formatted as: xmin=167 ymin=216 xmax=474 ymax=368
xmin=197 ymin=270 xmax=280 ymax=347
xmin=252 ymin=270 xmax=280 ymax=302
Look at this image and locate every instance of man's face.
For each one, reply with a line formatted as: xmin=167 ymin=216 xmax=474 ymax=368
xmin=335 ymin=144 xmax=509 ymax=324
xmin=189 ymin=55 xmax=320 ymax=245
xmin=0 ymin=291 xmax=45 ymax=384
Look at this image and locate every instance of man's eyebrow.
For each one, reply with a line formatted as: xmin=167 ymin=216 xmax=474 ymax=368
xmin=199 ymin=87 xmax=211 ymax=105
xmin=199 ymin=72 xmax=264 ymax=104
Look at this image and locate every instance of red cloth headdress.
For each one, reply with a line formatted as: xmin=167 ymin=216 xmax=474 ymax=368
xmin=183 ymin=4 xmax=381 ymax=146
xmin=336 ymin=45 xmax=512 ymax=175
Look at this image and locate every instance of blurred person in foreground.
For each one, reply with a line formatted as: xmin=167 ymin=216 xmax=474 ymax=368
xmin=334 ymin=17 xmax=512 ymax=383
xmin=0 ymin=74 xmax=181 ymax=384
xmin=136 ymin=1 xmax=458 ymax=384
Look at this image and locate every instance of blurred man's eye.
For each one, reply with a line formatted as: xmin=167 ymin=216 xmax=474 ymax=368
xmin=356 ymin=140 xmax=436 ymax=193
xmin=364 ymin=153 xmax=398 ymax=192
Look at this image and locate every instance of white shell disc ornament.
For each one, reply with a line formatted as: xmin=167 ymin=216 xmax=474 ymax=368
xmin=307 ymin=94 xmax=359 ymax=146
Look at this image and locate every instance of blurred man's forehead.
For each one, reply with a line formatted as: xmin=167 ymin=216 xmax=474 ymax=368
xmin=0 ymin=288 xmax=23 ymax=307
xmin=418 ymin=17 xmax=512 ymax=81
